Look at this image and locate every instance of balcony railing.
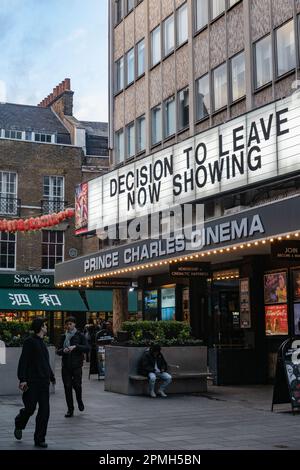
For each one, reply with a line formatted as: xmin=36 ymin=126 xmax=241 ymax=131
xmin=41 ymin=199 xmax=67 ymax=214
xmin=0 ymin=197 xmax=21 ymax=216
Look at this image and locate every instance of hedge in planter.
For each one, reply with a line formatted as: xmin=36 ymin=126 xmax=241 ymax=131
xmin=121 ymin=320 xmax=202 ymax=346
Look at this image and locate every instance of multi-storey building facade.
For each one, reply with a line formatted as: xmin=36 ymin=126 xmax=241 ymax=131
xmin=56 ymin=1 xmax=300 ymax=384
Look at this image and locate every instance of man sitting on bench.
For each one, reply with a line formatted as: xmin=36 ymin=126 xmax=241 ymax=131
xmin=138 ymin=345 xmax=172 ymax=398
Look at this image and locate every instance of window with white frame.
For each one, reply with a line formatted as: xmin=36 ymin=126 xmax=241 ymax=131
xmin=126 ymin=122 xmax=135 ymax=158
xmin=164 ymin=15 xmax=175 ymax=56
xmin=195 ymin=0 xmax=208 ymax=31
xmin=0 ymin=171 xmax=17 ymax=215
xmin=231 ymin=51 xmax=246 ymax=102
xmin=195 ymin=74 xmax=210 ymax=120
xmin=178 ymin=87 xmax=189 ymax=130
xmin=176 ymin=3 xmax=188 ymax=47
xmin=0 ymin=232 xmax=16 ymax=269
xmin=115 ymin=129 xmax=125 ymax=163
xmin=137 ymin=39 xmax=145 ymax=77
xmin=42 ymin=231 xmax=64 ymax=270
xmin=115 ymin=57 xmax=124 ymax=93
xmin=151 ymin=25 xmax=161 ymax=67
xmin=213 ymin=63 xmax=227 ymax=111
xmin=211 ymin=0 xmax=225 ymax=20
xmin=276 ymin=20 xmax=295 ymax=77
xmin=164 ymin=96 xmax=176 ymax=138
xmin=254 ymin=35 xmax=272 ymax=89
xmin=136 ymin=115 xmax=146 ymax=153
xmin=34 ymin=133 xmax=53 ymax=143
xmin=126 ymin=48 xmax=135 ymax=85
xmin=43 ymin=176 xmax=64 ymax=213
xmin=4 ymin=130 xmax=22 ymax=140
xmin=151 ymin=104 xmax=162 ymax=145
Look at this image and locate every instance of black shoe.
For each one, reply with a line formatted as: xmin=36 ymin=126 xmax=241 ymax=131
xmin=34 ymin=441 xmax=48 ymax=448
xmin=64 ymin=410 xmax=74 ymax=418
xmin=78 ymin=401 xmax=84 ymax=412
xmin=14 ymin=428 xmax=22 ymax=440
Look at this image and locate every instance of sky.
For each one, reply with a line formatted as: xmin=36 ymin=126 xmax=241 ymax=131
xmin=0 ymin=0 xmax=108 ymax=121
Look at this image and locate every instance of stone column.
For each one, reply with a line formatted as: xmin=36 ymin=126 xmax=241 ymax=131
xmin=113 ymin=289 xmax=128 ymax=334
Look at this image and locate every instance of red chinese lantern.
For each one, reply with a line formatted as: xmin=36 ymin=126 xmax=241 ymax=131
xmin=28 ymin=217 xmax=36 ymax=231
xmin=17 ymin=219 xmax=25 ymax=231
xmin=57 ymin=211 xmax=65 ymax=222
xmin=11 ymin=220 xmax=18 ymax=232
xmin=35 ymin=217 xmax=42 ymax=230
xmin=24 ymin=219 xmax=30 ymax=231
xmin=7 ymin=220 xmax=13 ymax=232
xmin=66 ymin=208 xmax=75 ymax=218
xmin=2 ymin=219 xmax=7 ymax=231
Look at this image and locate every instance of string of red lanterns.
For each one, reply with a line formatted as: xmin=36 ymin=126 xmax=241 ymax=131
xmin=0 ymin=208 xmax=75 ymax=232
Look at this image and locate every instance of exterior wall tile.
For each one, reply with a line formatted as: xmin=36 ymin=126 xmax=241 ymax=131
xmin=175 ymin=0 xmax=186 ymax=8
xmin=176 ymin=44 xmax=189 ymax=90
xmin=162 ymin=55 xmax=176 ymax=100
xmin=227 ymin=3 xmax=245 ymax=57
xmin=124 ymin=86 xmax=136 ymax=124
xmin=149 ymin=0 xmax=161 ymax=31
xmin=210 ymin=16 xmax=226 ymax=68
xmin=254 ymin=86 xmax=273 ymax=108
xmin=135 ymin=1 xmax=147 ymax=42
xmin=124 ymin=12 xmax=135 ymax=52
xmin=135 ymin=77 xmax=147 ymax=117
xmin=251 ymin=0 xmax=271 ymax=42
xmin=150 ymin=66 xmax=162 ymax=108
xmin=212 ymin=110 xmax=228 ymax=127
xmin=195 ymin=120 xmax=210 ymax=135
xmin=162 ymin=0 xmax=174 ymax=19
xmin=275 ymin=73 xmax=296 ymax=100
xmin=114 ymin=22 xmax=124 ymax=61
xmin=177 ymin=129 xmax=190 ymax=143
xmin=194 ymin=30 xmax=209 ymax=78
xmin=272 ymin=0 xmax=294 ymax=28
xmin=114 ymin=93 xmax=125 ymax=130
xmin=230 ymin=99 xmax=246 ymax=119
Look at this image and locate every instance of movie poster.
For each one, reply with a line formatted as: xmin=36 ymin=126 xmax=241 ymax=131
xmin=75 ymin=183 xmax=88 ymax=234
xmin=293 ymin=270 xmax=300 ymax=302
xmin=264 ymin=272 xmax=287 ymax=304
xmin=294 ymin=304 xmax=300 ymax=335
xmin=265 ymin=304 xmax=288 ymax=336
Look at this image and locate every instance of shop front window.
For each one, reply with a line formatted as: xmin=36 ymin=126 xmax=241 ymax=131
xmin=161 ymin=287 xmax=175 ymax=321
xmin=144 ymin=290 xmax=158 ymax=321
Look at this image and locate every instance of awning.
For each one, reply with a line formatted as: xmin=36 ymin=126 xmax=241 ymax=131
xmin=0 ymin=289 xmax=87 ymax=311
xmin=85 ymin=290 xmax=137 ymax=312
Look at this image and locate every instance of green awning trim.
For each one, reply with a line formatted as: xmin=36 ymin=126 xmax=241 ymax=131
xmin=0 ymin=289 xmax=87 ymax=311
xmin=85 ymin=290 xmax=138 ymax=312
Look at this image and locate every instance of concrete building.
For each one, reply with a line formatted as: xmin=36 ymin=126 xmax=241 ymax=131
xmin=56 ymin=1 xmax=300 ymax=384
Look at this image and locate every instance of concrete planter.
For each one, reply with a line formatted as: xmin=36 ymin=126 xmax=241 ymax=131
xmin=104 ymin=345 xmax=208 ymax=395
xmin=0 ymin=345 xmax=56 ymax=396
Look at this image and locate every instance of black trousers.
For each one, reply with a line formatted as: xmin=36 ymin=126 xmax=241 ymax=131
xmin=62 ymin=366 xmax=83 ymax=411
xmin=15 ymin=381 xmax=50 ymax=443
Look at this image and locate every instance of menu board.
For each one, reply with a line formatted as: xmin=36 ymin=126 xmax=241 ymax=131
xmin=182 ymin=287 xmax=190 ymax=324
xmin=265 ymin=304 xmax=288 ymax=336
xmin=264 ymin=272 xmax=287 ymax=304
xmin=239 ymin=278 xmax=251 ymax=328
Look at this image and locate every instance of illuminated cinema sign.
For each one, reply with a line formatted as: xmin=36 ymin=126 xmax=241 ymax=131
xmin=76 ymin=95 xmax=300 ymax=234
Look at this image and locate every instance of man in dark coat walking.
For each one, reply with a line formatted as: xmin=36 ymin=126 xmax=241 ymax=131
xmin=138 ymin=345 xmax=172 ymax=398
xmin=57 ymin=316 xmax=89 ymax=417
xmin=14 ymin=317 xmax=56 ymax=448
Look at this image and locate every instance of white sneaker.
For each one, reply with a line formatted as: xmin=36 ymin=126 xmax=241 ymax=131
xmin=157 ymin=390 xmax=167 ymax=397
xmin=150 ymin=391 xmax=157 ymax=398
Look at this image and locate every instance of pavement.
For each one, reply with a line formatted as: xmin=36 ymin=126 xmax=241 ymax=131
xmin=0 ymin=363 xmax=299 ymax=451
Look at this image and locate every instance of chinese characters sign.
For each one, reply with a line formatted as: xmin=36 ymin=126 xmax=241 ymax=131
xmin=0 ymin=289 xmax=86 ymax=311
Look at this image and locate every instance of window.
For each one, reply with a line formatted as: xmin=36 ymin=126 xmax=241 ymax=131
xmin=126 ymin=48 xmax=135 ymax=85
xmin=164 ymin=15 xmax=174 ymax=56
xmin=115 ymin=57 xmax=124 ymax=93
xmin=126 ymin=122 xmax=135 ymax=158
xmin=255 ymin=35 xmax=272 ymax=89
xmin=151 ymin=25 xmax=161 ymax=67
xmin=0 ymin=171 xmax=17 ymax=215
xmin=211 ymin=0 xmax=225 ymax=19
xmin=213 ymin=63 xmax=227 ymax=111
xmin=151 ymin=104 xmax=162 ymax=145
xmin=137 ymin=39 xmax=145 ymax=77
xmin=126 ymin=0 xmax=134 ymax=14
xmin=25 ymin=131 xmax=32 ymax=141
xmin=42 ymin=231 xmax=64 ymax=271
xmin=276 ymin=20 xmax=295 ymax=77
xmin=115 ymin=129 xmax=124 ymax=163
xmin=0 ymin=232 xmax=16 ymax=269
xmin=196 ymin=74 xmax=210 ymax=120
xmin=34 ymin=133 xmax=53 ymax=143
xmin=115 ymin=0 xmax=123 ymax=24
xmin=164 ymin=96 xmax=176 ymax=138
xmin=231 ymin=51 xmax=245 ymax=101
xmin=178 ymin=87 xmax=189 ymax=130
xmin=176 ymin=3 xmax=188 ymax=47
xmin=195 ymin=0 xmax=208 ymax=31
xmin=136 ymin=115 xmax=146 ymax=153
xmin=229 ymin=0 xmax=240 ymax=7
xmin=4 ymin=130 xmax=22 ymax=140
xmin=43 ymin=176 xmax=64 ymax=213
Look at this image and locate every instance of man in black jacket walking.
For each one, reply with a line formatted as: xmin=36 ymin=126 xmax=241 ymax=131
xmin=14 ymin=317 xmax=56 ymax=448
xmin=57 ymin=316 xmax=89 ymax=417
xmin=139 ymin=345 xmax=172 ymax=398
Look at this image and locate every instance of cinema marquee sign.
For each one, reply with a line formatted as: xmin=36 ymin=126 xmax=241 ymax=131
xmin=78 ymin=95 xmax=300 ymax=234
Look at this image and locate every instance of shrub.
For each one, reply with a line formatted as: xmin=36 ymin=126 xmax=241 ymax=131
xmin=0 ymin=321 xmax=33 ymax=347
xmin=120 ymin=320 xmax=202 ymax=347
